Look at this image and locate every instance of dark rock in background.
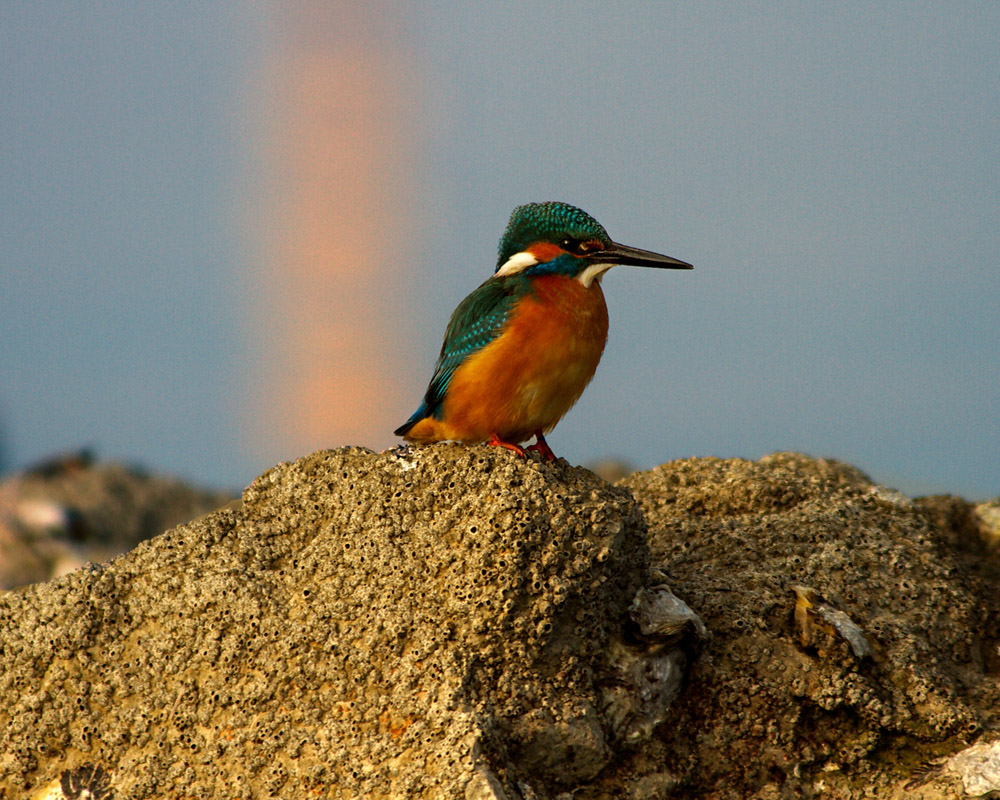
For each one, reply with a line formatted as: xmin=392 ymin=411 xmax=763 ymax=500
xmin=0 ymin=450 xmax=234 ymax=589
xmin=1 ymin=448 xmax=998 ymax=799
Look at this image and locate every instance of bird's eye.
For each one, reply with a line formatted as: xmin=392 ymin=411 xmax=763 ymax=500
xmin=561 ymin=238 xmax=602 ymax=255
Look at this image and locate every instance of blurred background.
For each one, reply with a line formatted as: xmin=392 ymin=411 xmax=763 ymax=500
xmin=1 ymin=2 xmax=997 ymax=498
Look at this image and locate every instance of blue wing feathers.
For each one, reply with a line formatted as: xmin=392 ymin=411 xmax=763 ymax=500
xmin=395 ymin=277 xmax=520 ymax=434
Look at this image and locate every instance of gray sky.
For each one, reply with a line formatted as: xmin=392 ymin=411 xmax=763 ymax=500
xmin=2 ymin=3 xmax=998 ymax=498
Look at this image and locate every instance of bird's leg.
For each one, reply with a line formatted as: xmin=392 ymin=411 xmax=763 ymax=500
xmin=488 ymin=433 xmax=528 ymax=458
xmin=526 ymin=430 xmax=557 ymax=461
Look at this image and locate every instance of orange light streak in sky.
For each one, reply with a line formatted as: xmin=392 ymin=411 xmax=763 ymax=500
xmin=246 ymin=4 xmax=419 ymax=467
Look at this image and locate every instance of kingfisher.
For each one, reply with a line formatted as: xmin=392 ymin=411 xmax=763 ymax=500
xmin=395 ymin=201 xmax=692 ymax=460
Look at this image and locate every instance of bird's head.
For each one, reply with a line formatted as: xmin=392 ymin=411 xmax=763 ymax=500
xmin=495 ymin=201 xmax=692 ymax=287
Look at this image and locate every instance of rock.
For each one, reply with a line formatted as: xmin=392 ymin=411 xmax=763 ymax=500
xmin=0 ymin=452 xmax=234 ymax=589
xmin=935 ymin=738 xmax=1000 ymax=796
xmin=0 ymin=448 xmax=997 ymax=799
xmin=615 ymin=452 xmax=1000 ymax=799
xmin=0 ymin=445 xmax=649 ymax=798
xmin=601 ymin=581 xmax=708 ymax=746
xmin=585 ymin=459 xmax=635 ymax=484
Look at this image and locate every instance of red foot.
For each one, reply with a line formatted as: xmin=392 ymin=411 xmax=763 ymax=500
xmin=488 ymin=433 xmax=528 ymax=458
xmin=526 ymin=430 xmax=557 ymax=462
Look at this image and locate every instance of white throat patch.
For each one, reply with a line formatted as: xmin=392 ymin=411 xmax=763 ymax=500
xmin=495 ymin=250 xmax=538 ymax=277
xmin=576 ymin=262 xmax=614 ymax=288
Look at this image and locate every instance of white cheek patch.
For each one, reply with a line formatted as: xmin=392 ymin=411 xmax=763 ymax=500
xmin=576 ymin=262 xmax=615 ymax=288
xmin=495 ymin=250 xmax=538 ymax=277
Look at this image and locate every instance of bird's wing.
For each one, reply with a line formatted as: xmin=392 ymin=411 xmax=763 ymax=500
xmin=422 ymin=277 xmax=518 ymax=419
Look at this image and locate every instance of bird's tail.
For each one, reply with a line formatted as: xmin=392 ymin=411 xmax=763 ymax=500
xmin=393 ymin=402 xmax=429 ymax=437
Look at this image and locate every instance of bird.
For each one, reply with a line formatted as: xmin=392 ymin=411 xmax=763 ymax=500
xmin=395 ymin=201 xmax=692 ymax=460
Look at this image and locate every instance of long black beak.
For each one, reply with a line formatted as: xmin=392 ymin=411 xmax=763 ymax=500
xmin=595 ymin=241 xmax=693 ymax=270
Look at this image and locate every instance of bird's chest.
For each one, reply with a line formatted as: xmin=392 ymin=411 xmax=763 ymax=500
xmin=493 ymin=275 xmax=610 ymax=419
xmin=443 ymin=275 xmax=610 ymax=438
xmin=513 ymin=275 xmax=610 ymax=361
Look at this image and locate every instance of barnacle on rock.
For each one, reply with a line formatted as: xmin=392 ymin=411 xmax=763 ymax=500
xmin=602 ymin=581 xmax=708 ymax=744
xmin=792 ymin=584 xmax=872 ymax=659
xmin=29 ymin=764 xmax=112 ymax=800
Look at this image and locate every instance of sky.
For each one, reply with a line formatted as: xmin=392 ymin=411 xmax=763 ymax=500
xmin=1 ymin=3 xmax=998 ymax=499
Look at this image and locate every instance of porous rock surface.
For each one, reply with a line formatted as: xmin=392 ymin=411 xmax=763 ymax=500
xmin=1 ymin=448 xmax=998 ymax=799
xmin=1 ymin=445 xmax=649 ymax=799
xmin=617 ymin=453 xmax=1000 ymax=799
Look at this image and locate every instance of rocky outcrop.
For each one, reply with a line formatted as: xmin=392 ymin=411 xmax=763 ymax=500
xmin=618 ymin=454 xmax=1000 ymax=798
xmin=1 ymin=447 xmax=998 ymax=799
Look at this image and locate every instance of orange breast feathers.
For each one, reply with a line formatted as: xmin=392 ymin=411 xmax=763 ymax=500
xmin=406 ymin=275 xmax=610 ymax=445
